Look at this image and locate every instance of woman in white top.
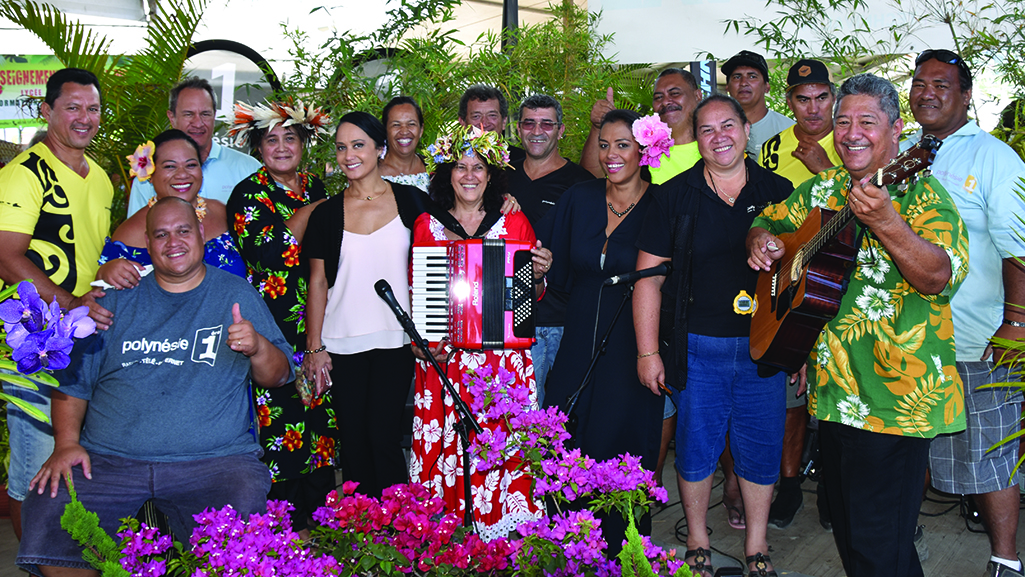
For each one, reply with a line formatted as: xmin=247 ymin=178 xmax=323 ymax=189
xmin=303 ymin=111 xmax=435 ymax=497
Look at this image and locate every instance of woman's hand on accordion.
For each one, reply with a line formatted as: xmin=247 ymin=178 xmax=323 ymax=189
xmin=531 ymin=240 xmax=552 ymax=281
xmin=412 ymin=337 xmax=454 ymax=364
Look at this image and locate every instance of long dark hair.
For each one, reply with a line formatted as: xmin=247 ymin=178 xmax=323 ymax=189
xmin=429 ymin=157 xmax=508 ymax=213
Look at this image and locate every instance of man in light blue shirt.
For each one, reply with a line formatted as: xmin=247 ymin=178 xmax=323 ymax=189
xmin=904 ymin=49 xmax=1025 ymax=577
xmin=125 ymin=77 xmax=260 ymax=216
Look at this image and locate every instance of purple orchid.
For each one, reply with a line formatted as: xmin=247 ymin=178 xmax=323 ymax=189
xmin=0 ymin=281 xmax=47 ymax=333
xmin=56 ymin=304 xmax=96 ymax=339
xmin=11 ymin=327 xmax=74 ymax=374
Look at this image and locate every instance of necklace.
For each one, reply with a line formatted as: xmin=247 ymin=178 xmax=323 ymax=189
xmin=608 ymin=200 xmax=636 ymax=218
xmin=707 ymin=165 xmax=748 ymax=205
xmin=363 ymin=190 xmax=387 ymax=201
xmin=146 ymin=195 xmax=206 ymax=222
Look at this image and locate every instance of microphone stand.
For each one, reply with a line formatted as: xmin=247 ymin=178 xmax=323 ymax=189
xmin=562 ymin=283 xmax=635 ymax=444
xmin=377 ymin=287 xmax=482 ymax=529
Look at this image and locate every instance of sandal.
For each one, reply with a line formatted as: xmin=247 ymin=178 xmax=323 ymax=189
xmin=746 ymin=552 xmax=778 ymax=577
xmin=685 ymin=547 xmax=714 ymax=577
xmin=723 ymin=500 xmax=746 ymax=530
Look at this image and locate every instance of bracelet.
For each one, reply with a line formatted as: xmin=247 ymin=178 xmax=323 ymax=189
xmin=304 ymin=345 xmax=327 ymax=354
xmin=534 ymin=273 xmax=546 ymax=285
xmin=637 ymin=350 xmax=660 ymax=359
xmin=1004 ymin=319 xmax=1025 ymax=328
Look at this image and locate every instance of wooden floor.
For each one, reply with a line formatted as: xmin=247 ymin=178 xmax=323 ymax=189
xmin=1 ymin=450 xmax=1022 ymax=577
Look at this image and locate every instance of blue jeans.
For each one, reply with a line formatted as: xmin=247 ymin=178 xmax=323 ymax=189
xmin=18 ymin=451 xmax=271 ymax=575
xmin=672 ymin=333 xmax=786 ymax=485
xmin=3 ymin=382 xmax=53 ymax=501
xmin=531 ymin=326 xmax=564 ymax=407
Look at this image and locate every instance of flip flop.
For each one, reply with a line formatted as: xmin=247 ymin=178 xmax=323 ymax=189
xmin=723 ymin=501 xmax=746 ymax=530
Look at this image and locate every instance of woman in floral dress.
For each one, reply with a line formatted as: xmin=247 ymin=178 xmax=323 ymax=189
xmin=226 ymin=99 xmax=335 ymax=535
xmin=408 ymin=126 xmax=553 ymax=541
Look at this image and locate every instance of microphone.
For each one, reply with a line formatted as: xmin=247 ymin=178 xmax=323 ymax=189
xmin=603 ymin=263 xmax=672 ymax=286
xmin=374 ymin=279 xmax=422 ymax=345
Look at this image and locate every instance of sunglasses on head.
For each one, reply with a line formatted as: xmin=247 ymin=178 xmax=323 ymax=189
xmin=916 ymin=49 xmax=972 ymax=79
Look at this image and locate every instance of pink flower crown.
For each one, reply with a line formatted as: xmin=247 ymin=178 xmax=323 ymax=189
xmin=632 ymin=114 xmax=674 ymax=169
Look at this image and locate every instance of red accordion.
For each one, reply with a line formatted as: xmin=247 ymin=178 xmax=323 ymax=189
xmin=411 ymin=238 xmax=536 ymax=349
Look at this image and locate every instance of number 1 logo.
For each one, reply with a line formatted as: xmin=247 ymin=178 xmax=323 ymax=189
xmin=192 ymin=325 xmax=223 ymax=366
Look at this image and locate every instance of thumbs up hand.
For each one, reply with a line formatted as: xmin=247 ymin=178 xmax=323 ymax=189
xmin=590 ymin=87 xmax=616 ymax=129
xmin=228 ymin=302 xmax=258 ymax=357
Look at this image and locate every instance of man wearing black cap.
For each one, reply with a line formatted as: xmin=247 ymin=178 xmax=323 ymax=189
xmin=722 ymin=50 xmax=794 ymax=156
xmin=760 ymin=59 xmax=842 ymax=187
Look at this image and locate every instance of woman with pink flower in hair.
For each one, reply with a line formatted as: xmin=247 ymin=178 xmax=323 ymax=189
xmin=541 ymin=108 xmax=671 ymax=551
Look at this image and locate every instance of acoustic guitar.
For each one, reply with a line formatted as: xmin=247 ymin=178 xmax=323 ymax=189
xmin=749 ymin=135 xmax=942 ymax=373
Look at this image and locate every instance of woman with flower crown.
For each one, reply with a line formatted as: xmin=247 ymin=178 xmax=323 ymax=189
xmin=95 ymin=129 xmax=244 ymax=287
xmin=540 ymin=108 xmax=668 ymax=551
xmin=408 ymin=125 xmax=552 ymax=540
xmin=225 ymin=98 xmax=336 ymax=536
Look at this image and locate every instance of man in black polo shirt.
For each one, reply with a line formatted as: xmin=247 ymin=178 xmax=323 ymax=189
xmin=509 ymin=94 xmax=594 ymax=403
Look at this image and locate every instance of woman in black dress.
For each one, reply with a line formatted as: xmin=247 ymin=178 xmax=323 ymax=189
xmin=542 ymin=109 xmax=666 ymax=549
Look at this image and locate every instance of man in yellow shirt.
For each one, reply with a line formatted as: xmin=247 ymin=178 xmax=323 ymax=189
xmin=760 ymin=59 xmax=842 ymax=186
xmin=0 ymin=67 xmax=113 ymax=539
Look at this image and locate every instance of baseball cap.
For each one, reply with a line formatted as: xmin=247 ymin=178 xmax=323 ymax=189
xmin=786 ymin=59 xmax=832 ymax=91
xmin=721 ymin=50 xmax=769 ymax=80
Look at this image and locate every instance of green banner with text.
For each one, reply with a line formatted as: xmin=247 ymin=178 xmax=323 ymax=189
xmin=0 ymin=55 xmax=63 ymax=128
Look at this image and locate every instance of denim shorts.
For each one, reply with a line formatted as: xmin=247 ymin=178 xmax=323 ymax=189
xmin=18 ymin=451 xmax=271 ymax=575
xmin=929 ymin=362 xmax=1022 ymax=494
xmin=3 ymin=383 xmax=54 ymax=501
xmin=672 ymin=333 xmax=786 ymax=485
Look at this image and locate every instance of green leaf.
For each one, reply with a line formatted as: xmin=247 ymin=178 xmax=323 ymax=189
xmin=0 ymin=392 xmax=50 ymax=422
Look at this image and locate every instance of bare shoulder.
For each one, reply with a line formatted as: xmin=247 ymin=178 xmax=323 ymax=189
xmin=112 ymin=210 xmax=147 ymax=246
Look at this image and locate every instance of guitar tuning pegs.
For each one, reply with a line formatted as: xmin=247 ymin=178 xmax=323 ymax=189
xmin=898 ymin=182 xmax=908 ymax=192
xmin=923 ymin=169 xmax=932 ymax=178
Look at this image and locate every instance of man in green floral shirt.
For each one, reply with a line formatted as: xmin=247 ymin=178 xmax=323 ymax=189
xmin=746 ymin=74 xmax=968 ymax=577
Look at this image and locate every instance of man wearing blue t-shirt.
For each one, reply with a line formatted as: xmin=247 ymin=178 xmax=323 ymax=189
xmin=125 ymin=77 xmax=260 ymax=216
xmin=17 ymin=197 xmax=293 ymax=577
xmin=905 ymin=49 xmax=1025 ymax=577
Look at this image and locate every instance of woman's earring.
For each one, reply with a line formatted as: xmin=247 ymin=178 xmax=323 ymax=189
xmin=379 ymin=145 xmax=388 ymax=160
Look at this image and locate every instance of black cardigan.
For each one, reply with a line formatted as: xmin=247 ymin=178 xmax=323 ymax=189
xmin=305 ymin=182 xmax=436 ymax=288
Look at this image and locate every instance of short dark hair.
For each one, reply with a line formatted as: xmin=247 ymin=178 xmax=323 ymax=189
xmin=153 ymin=129 xmax=201 ymax=162
xmin=915 ymin=49 xmax=974 ymax=93
xmin=518 ymin=94 xmax=563 ymax=124
xmin=655 ymin=68 xmax=699 ymax=91
xmin=382 ymin=96 xmax=424 ymax=128
xmin=429 ymin=159 xmax=508 ymax=214
xmin=458 ymin=85 xmax=508 ymax=122
xmin=45 ymin=68 xmax=101 ymax=107
xmin=169 ymin=77 xmax=217 ymax=114
xmin=834 ymin=73 xmax=901 ymax=126
xmin=692 ymin=94 xmax=749 ymax=140
xmin=336 ymin=111 xmax=386 ymax=149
